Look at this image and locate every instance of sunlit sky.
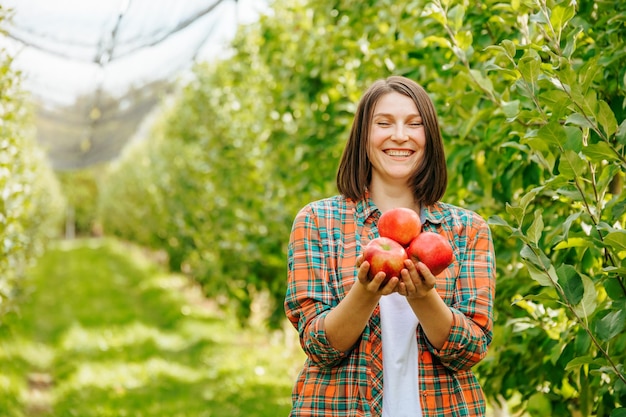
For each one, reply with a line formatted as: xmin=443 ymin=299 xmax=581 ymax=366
xmin=1 ymin=0 xmax=269 ymax=104
xmin=0 ymin=0 xmax=270 ymax=169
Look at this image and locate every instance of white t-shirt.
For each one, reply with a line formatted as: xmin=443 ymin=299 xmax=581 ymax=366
xmin=379 ymin=292 xmax=423 ymax=417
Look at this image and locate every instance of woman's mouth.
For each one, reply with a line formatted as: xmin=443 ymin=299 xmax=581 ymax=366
xmin=384 ymin=149 xmax=414 ymax=157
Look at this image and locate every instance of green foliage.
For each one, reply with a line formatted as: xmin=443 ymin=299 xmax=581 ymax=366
xmin=57 ymin=167 xmax=106 ymax=236
xmin=422 ymin=0 xmax=626 ymax=414
xmin=98 ymin=0 xmax=626 ymax=413
xmin=0 ymin=7 xmax=66 ymax=320
xmin=0 ymin=238 xmax=301 ymax=416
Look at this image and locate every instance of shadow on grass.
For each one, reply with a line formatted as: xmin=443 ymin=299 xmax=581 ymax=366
xmin=53 ymin=371 xmax=293 ymax=417
xmin=0 ymin=238 xmax=302 ymax=417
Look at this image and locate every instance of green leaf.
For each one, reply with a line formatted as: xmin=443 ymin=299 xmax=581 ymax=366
xmin=597 ymin=100 xmax=618 ymax=137
xmin=501 ymin=39 xmax=516 ymax=59
xmin=527 ymin=210 xmax=544 ymax=246
xmin=448 ymin=4 xmax=466 ymax=32
xmin=563 ymin=26 xmax=583 ymax=58
xmin=539 ymin=89 xmax=571 ymax=119
xmin=564 ymin=126 xmax=583 ymax=152
xmin=604 ymin=277 xmax=626 ymax=301
xmin=501 ymin=100 xmax=520 ymax=120
xmin=616 ymin=120 xmax=626 ymax=145
xmin=595 ymin=309 xmax=626 ymax=342
xmin=524 ymin=260 xmax=557 ymax=287
xmin=488 ymin=215 xmax=513 ymax=232
xmin=574 ymin=329 xmax=591 ymax=355
xmin=550 ymin=4 xmax=576 ymax=36
xmin=579 ymin=56 xmax=603 ymax=94
xmin=604 ymin=230 xmax=626 ymax=253
xmin=581 ymin=89 xmax=599 ymax=117
xmin=455 ymin=30 xmax=473 ymax=52
xmin=572 ymin=275 xmax=597 ymax=317
xmin=519 ymin=185 xmax=544 ymax=212
xmin=610 ymin=408 xmax=626 ymax=417
xmin=583 ymin=141 xmax=618 ymax=163
xmin=558 ymin=150 xmax=586 ymax=179
xmin=522 ymin=137 xmax=556 ymax=171
xmin=565 ymin=113 xmax=594 ymax=129
xmin=469 ymin=69 xmax=494 ymax=95
xmin=561 ymin=212 xmax=582 ymax=241
xmin=529 ymin=10 xmax=548 ymax=25
xmin=603 ymin=266 xmax=626 ymax=275
xmin=506 ymin=202 xmax=525 ymax=226
xmin=536 ymin=121 xmax=567 ymax=147
xmin=518 ymin=54 xmax=541 ymax=84
xmin=553 ymin=237 xmax=589 ymax=250
xmin=565 ymin=355 xmax=594 ymax=371
xmin=423 ymin=35 xmax=451 ymax=48
xmin=556 ymin=264 xmax=584 ymax=305
xmin=527 ymin=392 xmax=552 ymax=416
xmin=484 ymin=44 xmax=506 ymax=56
xmin=556 ymin=64 xmax=577 ymax=90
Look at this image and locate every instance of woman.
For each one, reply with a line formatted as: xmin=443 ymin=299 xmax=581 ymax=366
xmin=284 ymin=75 xmax=496 ymax=416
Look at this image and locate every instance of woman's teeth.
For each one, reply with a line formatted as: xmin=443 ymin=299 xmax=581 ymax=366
xmin=385 ymin=150 xmax=412 ymax=157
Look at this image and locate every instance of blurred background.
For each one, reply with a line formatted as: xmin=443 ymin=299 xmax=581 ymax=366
xmin=2 ymin=0 xmax=267 ymax=170
xmin=1 ymin=0 xmax=625 ymax=416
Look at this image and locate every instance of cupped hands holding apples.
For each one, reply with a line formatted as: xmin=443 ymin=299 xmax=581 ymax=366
xmin=363 ymin=207 xmax=454 ymax=286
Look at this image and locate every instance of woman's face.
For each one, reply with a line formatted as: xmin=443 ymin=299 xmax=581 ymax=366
xmin=367 ymin=91 xmax=426 ymax=185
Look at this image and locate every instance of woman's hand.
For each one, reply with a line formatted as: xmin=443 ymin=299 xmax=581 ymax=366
xmin=397 ymin=258 xmax=436 ymax=299
xmin=355 ymin=254 xmax=400 ymax=295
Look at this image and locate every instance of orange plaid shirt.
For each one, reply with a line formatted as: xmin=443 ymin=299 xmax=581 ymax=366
xmin=285 ymin=194 xmax=496 ymax=416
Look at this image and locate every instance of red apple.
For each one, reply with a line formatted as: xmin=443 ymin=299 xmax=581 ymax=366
xmin=378 ymin=207 xmax=422 ymax=246
xmin=363 ymin=237 xmax=408 ymax=284
xmin=407 ymin=232 xmax=454 ymax=276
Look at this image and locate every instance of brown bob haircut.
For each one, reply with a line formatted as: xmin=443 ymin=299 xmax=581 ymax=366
xmin=336 ymin=75 xmax=447 ymax=206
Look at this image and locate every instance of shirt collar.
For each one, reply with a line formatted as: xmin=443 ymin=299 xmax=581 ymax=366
xmin=354 ymin=190 xmax=379 ymax=224
xmin=353 ymin=190 xmax=445 ymax=226
xmin=421 ymin=203 xmax=445 ymax=225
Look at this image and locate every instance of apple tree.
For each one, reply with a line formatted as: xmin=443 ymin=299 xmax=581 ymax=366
xmin=0 ymin=6 xmax=66 ymax=320
xmin=414 ymin=0 xmax=626 ymax=414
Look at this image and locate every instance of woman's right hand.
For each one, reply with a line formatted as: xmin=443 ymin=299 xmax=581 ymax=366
xmin=355 ymin=254 xmax=400 ymax=295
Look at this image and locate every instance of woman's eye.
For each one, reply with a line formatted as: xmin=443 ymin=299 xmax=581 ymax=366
xmin=377 ymin=122 xmax=391 ymax=126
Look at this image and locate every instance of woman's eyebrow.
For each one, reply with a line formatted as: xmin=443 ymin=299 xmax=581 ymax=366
xmin=373 ymin=112 xmax=422 ymax=119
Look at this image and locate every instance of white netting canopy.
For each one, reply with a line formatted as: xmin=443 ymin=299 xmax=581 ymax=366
xmin=0 ymin=0 xmax=265 ymax=170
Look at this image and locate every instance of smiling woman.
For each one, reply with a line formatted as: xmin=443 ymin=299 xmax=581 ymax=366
xmin=285 ymin=75 xmax=496 ymax=417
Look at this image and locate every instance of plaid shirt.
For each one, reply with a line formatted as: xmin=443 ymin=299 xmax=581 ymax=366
xmin=285 ymin=194 xmax=496 ymax=417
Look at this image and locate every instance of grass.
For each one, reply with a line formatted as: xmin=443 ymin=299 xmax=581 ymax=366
xmin=0 ymin=238 xmax=305 ymax=417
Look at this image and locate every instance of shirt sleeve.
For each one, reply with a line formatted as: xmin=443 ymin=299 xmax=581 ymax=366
xmin=428 ymin=212 xmax=496 ymax=372
xmin=284 ymin=205 xmax=348 ymax=368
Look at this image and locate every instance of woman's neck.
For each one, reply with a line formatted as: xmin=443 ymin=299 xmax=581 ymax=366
xmin=369 ymin=180 xmax=420 ymax=213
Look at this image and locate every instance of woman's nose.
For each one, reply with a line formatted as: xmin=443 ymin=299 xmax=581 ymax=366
xmin=391 ymin=124 xmax=409 ymax=141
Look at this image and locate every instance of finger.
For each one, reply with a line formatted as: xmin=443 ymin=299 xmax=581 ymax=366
xmin=415 ymin=262 xmax=436 ymax=289
xmin=395 ymin=281 xmax=407 ymax=296
xmin=370 ymin=272 xmax=388 ymax=290
xmin=414 ymin=260 xmax=429 ymax=275
xmin=380 ymin=276 xmax=399 ymax=294
xmin=357 ymin=261 xmax=371 ymax=282
xmin=400 ymin=263 xmax=418 ymax=290
xmin=404 ymin=258 xmax=417 ymax=273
